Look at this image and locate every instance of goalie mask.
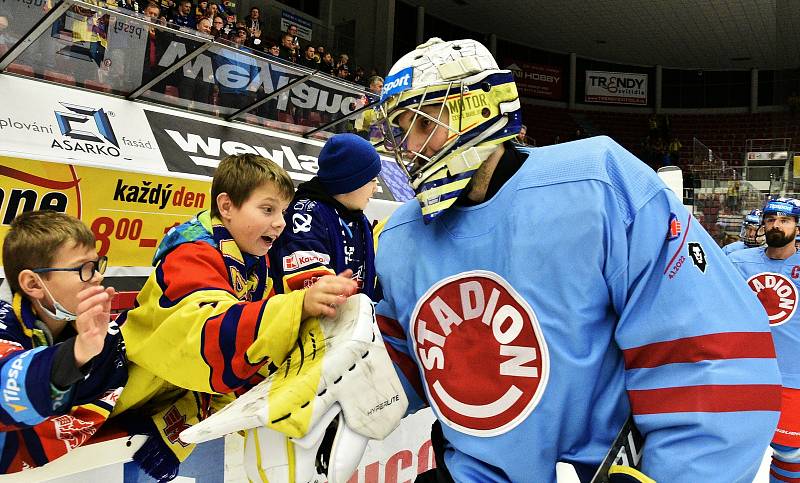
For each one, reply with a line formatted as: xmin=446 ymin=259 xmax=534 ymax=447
xmin=377 ymin=37 xmax=522 ymax=223
xmin=739 ymin=209 xmax=764 ymax=247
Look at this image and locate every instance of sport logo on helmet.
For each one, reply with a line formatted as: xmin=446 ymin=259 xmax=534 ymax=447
xmin=381 ymin=67 xmax=413 ymax=102
xmin=747 ymin=272 xmax=798 ymax=326
xmin=410 ymin=271 xmax=549 ymax=437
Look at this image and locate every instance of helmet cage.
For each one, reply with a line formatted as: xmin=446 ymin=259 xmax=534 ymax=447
xmin=378 ymin=70 xmax=520 ymax=192
xmin=740 ymin=213 xmax=763 ymax=247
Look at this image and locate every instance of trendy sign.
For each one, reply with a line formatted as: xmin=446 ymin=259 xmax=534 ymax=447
xmin=585 ymin=71 xmax=648 ymax=105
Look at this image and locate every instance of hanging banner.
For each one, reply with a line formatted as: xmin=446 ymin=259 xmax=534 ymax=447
xmin=280 ymin=10 xmax=313 ymax=41
xmin=585 ymin=70 xmax=647 ymax=105
xmin=504 ymin=61 xmax=563 ymax=100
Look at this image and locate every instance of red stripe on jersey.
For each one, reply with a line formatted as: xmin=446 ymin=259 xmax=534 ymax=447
xmin=628 ymin=384 xmax=782 ymax=415
xmin=774 ymin=458 xmax=800 ymax=472
xmin=384 ymin=343 xmax=425 ymax=401
xmin=663 ymin=214 xmax=692 ymax=274
xmin=623 ymin=332 xmax=776 ymax=369
xmin=232 ymin=301 xmax=270 ymax=373
xmin=202 ymin=311 xmax=229 ymax=392
xmin=377 ymin=315 xmax=405 ymax=340
xmin=770 ymin=469 xmax=800 ymax=482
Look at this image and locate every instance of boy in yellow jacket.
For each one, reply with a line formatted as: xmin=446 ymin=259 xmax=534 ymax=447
xmin=113 ymin=154 xmax=357 ymax=480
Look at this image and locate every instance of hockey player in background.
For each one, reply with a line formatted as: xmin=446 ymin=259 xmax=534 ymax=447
xmin=373 ymin=37 xmax=781 ymax=482
xmin=728 ymin=197 xmax=800 ymax=483
xmin=723 ymin=208 xmax=765 ymax=255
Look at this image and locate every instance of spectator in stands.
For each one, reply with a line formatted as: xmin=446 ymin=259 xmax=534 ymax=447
xmin=194 ymin=0 xmax=208 ymax=19
xmin=207 ymin=2 xmax=219 ymax=20
xmin=279 ymin=32 xmax=297 ymax=62
xmin=316 ymin=45 xmax=325 ymax=63
xmin=196 ymin=16 xmax=211 ymax=34
xmin=270 ymin=134 xmax=381 ymax=300
xmin=171 ymin=0 xmax=196 ymax=29
xmin=180 ymin=18 xmax=213 ymax=105
xmin=116 ymin=0 xmax=141 ymax=12
xmin=352 ymin=66 xmax=365 ymax=85
xmin=336 ymin=53 xmax=350 ymax=71
xmin=354 ymin=75 xmax=383 ymax=140
xmin=244 ymin=6 xmax=262 ymax=39
xmin=726 ymin=179 xmax=741 ymax=213
xmin=299 ymin=44 xmax=317 ymax=69
xmin=142 ymin=3 xmax=170 ymax=92
xmin=336 ymin=63 xmax=350 ymax=81
xmin=211 ymin=14 xmax=225 ymax=38
xmin=286 ymin=24 xmax=299 ymax=43
xmin=0 ymin=211 xmax=126 ymax=474
xmin=515 ymin=124 xmax=528 ymax=146
xmin=573 ymin=127 xmax=585 ymax=140
xmin=112 ymin=154 xmax=357 ymax=480
xmin=266 ymin=42 xmax=280 ymax=58
xmin=668 ymin=136 xmax=682 ymax=165
xmin=0 ymin=16 xmax=15 ymax=47
xmin=319 ymin=51 xmax=335 ymax=75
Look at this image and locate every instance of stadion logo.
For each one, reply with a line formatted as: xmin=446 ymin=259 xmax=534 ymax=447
xmin=283 ymin=250 xmax=330 ymax=271
xmin=52 ymin=103 xmax=121 ymax=157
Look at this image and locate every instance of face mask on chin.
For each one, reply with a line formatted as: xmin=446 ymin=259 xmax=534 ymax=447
xmin=34 ymin=275 xmax=77 ymax=322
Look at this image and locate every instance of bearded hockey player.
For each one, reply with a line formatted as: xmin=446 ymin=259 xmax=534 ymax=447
xmin=373 ymin=37 xmax=781 ymax=482
xmin=728 ymin=197 xmax=800 ymax=483
xmin=723 ymin=209 xmax=764 ymax=255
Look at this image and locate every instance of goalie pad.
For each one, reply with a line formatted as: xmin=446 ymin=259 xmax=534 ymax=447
xmin=180 ymin=293 xmax=408 ymax=482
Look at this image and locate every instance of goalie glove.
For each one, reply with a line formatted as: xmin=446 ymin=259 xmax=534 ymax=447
xmin=180 ymin=293 xmax=408 ymax=483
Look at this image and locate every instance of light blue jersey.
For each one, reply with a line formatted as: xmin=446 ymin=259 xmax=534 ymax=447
xmin=723 ymin=240 xmax=747 ymax=255
xmin=375 ymin=136 xmax=781 ymax=482
xmin=728 ymin=247 xmax=800 ymax=389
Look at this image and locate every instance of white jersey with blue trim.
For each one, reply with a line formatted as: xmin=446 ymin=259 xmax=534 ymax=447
xmin=728 ymin=246 xmax=800 ymax=389
xmin=375 ymin=136 xmax=781 ymax=482
xmin=722 ymin=240 xmax=747 ymax=255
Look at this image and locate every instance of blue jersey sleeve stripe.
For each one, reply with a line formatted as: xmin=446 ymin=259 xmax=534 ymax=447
xmin=622 ymin=331 xmax=775 ymax=369
xmin=625 ymin=358 xmax=782 ymax=391
xmin=0 ymin=348 xmax=47 ymax=426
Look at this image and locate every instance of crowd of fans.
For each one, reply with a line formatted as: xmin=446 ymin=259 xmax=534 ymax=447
xmin=111 ymin=0 xmax=378 ymax=88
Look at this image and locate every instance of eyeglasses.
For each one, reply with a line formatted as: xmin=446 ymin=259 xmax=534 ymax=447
xmin=32 ymin=256 xmax=108 ymax=282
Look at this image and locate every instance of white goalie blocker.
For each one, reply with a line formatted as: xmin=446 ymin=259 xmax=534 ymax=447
xmin=180 ymin=294 xmax=408 ymax=483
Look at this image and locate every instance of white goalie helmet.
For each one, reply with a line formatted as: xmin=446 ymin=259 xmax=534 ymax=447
xmin=378 ymin=38 xmax=522 ymax=223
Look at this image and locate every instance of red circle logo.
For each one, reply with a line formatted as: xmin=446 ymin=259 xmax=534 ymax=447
xmin=410 ymin=271 xmax=549 ymax=436
xmin=747 ymin=272 xmax=798 ymax=326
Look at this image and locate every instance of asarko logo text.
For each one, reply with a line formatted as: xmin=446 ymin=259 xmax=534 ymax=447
xmin=52 ymin=102 xmax=121 ymax=157
xmin=410 ymin=271 xmax=549 ymax=436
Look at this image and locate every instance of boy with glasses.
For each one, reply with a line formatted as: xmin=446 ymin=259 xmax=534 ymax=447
xmin=0 ymin=210 xmax=126 ymax=473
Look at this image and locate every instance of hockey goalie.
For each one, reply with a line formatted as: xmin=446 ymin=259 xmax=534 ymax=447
xmin=180 ymin=294 xmax=408 ymax=483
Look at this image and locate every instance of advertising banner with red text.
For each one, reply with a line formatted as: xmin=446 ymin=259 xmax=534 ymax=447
xmin=0 ymin=156 xmax=210 ymax=271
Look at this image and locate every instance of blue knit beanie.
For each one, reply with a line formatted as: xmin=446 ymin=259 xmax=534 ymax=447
xmin=317 ymin=133 xmax=382 ymax=195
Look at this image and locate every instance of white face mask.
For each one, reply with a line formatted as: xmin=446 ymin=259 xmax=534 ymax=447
xmin=34 ymin=275 xmax=77 ymax=322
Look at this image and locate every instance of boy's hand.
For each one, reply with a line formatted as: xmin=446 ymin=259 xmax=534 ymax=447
xmin=73 ymin=286 xmax=115 ymax=368
xmin=302 ymin=269 xmax=358 ymax=320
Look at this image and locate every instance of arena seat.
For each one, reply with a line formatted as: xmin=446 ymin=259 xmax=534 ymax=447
xmin=5 ymin=63 xmax=35 ymax=77
xmin=83 ymin=79 xmax=113 ymax=93
xmin=43 ymin=70 xmax=76 ymax=86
